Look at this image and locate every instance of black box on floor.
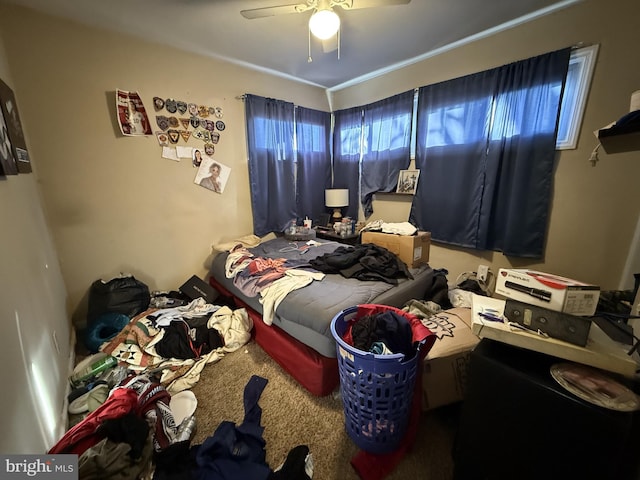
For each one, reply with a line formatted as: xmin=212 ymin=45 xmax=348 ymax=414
xmin=453 ymin=339 xmax=639 ymax=480
xmin=179 ymin=275 xmax=219 ymax=304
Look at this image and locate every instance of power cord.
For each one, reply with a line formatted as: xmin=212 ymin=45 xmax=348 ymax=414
xmin=589 ymin=143 xmax=601 ymax=167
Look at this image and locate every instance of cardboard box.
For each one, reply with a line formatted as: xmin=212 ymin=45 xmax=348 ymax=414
xmin=361 ymin=231 xmax=430 ymax=268
xmin=420 ymin=307 xmax=479 ymax=410
xmin=495 ymin=269 xmax=600 ymax=316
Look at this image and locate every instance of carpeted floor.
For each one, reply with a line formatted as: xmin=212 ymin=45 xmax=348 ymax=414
xmin=190 ymin=339 xmax=460 ymax=480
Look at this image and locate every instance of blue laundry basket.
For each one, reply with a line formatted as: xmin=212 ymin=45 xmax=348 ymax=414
xmin=330 ymin=305 xmax=423 ymax=454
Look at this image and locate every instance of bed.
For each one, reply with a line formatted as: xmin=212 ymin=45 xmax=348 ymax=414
xmin=208 ymin=236 xmax=435 ymax=396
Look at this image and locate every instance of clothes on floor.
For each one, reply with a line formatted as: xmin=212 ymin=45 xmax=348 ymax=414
xmin=101 ymin=305 xmax=252 ymax=394
xmin=193 ymin=375 xmax=271 ymax=480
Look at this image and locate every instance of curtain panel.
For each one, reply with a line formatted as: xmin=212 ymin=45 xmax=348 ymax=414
xmin=332 ymin=106 xmax=362 ymax=220
xmin=360 ymin=90 xmax=414 ymax=217
xmin=295 ymin=106 xmax=332 ymax=223
xmin=245 ymin=94 xmax=296 ymax=236
xmin=410 ymin=47 xmax=571 ymax=258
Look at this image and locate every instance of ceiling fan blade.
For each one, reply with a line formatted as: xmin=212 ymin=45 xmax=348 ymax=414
xmin=337 ymin=0 xmax=411 ymax=10
xmin=241 ymin=3 xmax=313 ymax=19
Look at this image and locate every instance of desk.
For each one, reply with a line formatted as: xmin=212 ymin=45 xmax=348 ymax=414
xmin=470 ymin=294 xmax=639 ymax=378
xmin=314 ymin=228 xmax=360 ymax=245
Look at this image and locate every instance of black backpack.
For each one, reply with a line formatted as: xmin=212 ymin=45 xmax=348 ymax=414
xmin=87 ymin=275 xmax=151 ymax=326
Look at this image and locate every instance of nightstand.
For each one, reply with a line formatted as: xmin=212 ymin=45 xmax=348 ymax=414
xmin=314 ymin=228 xmax=360 ymax=245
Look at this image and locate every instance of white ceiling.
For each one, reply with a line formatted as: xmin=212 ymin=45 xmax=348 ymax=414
xmin=2 ymin=0 xmax=580 ymax=90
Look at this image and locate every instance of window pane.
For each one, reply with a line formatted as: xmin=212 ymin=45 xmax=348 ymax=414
xmin=425 ymin=98 xmax=492 ymax=147
xmin=297 ymin=122 xmax=326 ymax=153
xmin=556 ymin=45 xmax=599 ymax=149
xmin=340 ymin=125 xmax=361 ymax=155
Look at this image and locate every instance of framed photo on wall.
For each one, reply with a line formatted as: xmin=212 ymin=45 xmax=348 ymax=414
xmin=396 ymin=169 xmax=420 ymax=195
xmin=0 ymin=77 xmax=31 ymax=173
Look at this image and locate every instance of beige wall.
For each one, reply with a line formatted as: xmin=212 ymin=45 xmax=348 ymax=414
xmin=333 ymin=0 xmax=640 ymax=291
xmin=0 ymin=25 xmax=70 ymax=452
xmin=0 ymin=4 xmax=329 ymax=327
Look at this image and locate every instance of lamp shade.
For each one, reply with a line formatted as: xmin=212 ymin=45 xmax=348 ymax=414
xmin=309 ymin=9 xmax=340 ymax=40
xmin=325 ymin=188 xmax=349 ymax=207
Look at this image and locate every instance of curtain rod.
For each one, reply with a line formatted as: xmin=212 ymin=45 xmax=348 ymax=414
xmin=236 ymin=94 xmax=246 ymax=101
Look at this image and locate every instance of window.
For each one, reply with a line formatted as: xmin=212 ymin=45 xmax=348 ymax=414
xmin=245 ymin=95 xmax=331 ymax=236
xmin=556 ymin=45 xmax=599 ymax=149
xmin=410 ymin=48 xmax=572 ymax=257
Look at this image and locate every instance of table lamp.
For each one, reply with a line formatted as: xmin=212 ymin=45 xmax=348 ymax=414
xmin=325 ymin=188 xmax=349 ymax=223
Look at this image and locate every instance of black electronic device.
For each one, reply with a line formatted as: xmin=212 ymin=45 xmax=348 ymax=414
xmin=180 ymin=275 xmax=219 ymax=304
xmin=504 ymin=299 xmax=592 ymax=347
xmin=315 ymin=213 xmax=331 ymax=228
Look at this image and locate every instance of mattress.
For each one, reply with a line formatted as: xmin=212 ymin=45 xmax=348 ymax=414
xmin=209 ymin=237 xmax=435 ymax=358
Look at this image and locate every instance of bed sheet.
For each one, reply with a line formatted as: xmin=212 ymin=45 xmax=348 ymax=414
xmin=209 ymin=237 xmax=434 ymax=358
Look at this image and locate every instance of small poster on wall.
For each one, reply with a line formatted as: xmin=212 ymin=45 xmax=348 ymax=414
xmin=116 ymin=89 xmax=152 ymax=136
xmin=194 ymin=155 xmax=230 ymax=194
xmin=0 ymin=101 xmax=16 ymax=176
xmin=0 ymin=77 xmax=30 ymax=173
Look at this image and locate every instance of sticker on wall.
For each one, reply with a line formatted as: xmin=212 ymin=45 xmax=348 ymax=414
xmin=116 ymin=89 xmax=152 ymax=136
xmin=204 ymin=143 xmax=215 ymax=156
xmin=194 ymin=156 xmax=231 ymax=194
xmin=192 ymin=148 xmax=203 ymax=168
xmin=210 ymin=131 xmax=220 ymax=144
xmin=153 ymin=97 xmax=165 ymax=111
xmin=156 ymin=115 xmax=170 ymax=131
xmin=0 ymin=77 xmax=30 ymax=173
xmin=214 ymin=106 xmax=224 ymax=118
xmin=188 ymin=103 xmax=198 ymax=116
xmin=168 ymin=117 xmax=180 ymax=128
xmin=176 ymin=101 xmax=187 ymax=115
xmin=179 ymin=130 xmax=191 ymax=142
xmin=179 ymin=118 xmax=191 ymax=130
xmin=215 ymin=120 xmax=226 ymax=131
xmin=204 ymin=120 xmax=215 ymax=132
xmin=198 ymin=105 xmax=209 ymax=118
xmin=190 ymin=116 xmax=200 ymax=129
xmin=167 ymin=129 xmax=180 ymax=144
xmin=165 ymin=98 xmax=178 ymax=114
xmin=192 ymin=128 xmax=205 ymax=141
xmin=155 ymin=131 xmax=169 ymax=146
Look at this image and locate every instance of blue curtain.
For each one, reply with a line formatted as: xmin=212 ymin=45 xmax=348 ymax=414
xmin=245 ymin=94 xmax=296 ymax=236
xmin=332 ymin=106 xmax=362 ymax=220
xmin=410 ymin=48 xmax=570 ymax=257
xmin=360 ymin=90 xmax=414 ymax=217
xmin=295 ymin=106 xmax=332 ymax=223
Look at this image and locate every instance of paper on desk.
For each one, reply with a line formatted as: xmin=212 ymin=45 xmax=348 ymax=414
xmin=471 ymin=294 xmax=639 ymax=378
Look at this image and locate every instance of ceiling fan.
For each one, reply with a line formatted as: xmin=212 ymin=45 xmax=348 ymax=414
xmin=241 ymin=0 xmax=411 ymax=60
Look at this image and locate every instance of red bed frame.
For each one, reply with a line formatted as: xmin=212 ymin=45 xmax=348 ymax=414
xmin=209 ymin=276 xmax=339 ymax=396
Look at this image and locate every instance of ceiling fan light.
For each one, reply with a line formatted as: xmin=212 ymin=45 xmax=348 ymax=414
xmin=309 ymin=9 xmax=340 ymax=40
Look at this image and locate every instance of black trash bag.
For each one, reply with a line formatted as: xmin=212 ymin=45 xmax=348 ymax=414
xmin=87 ymin=275 xmax=151 ymax=326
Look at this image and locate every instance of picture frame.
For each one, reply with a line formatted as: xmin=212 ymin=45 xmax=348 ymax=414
xmin=396 ymin=169 xmax=420 ymax=195
xmin=0 ymin=76 xmax=25 ymax=175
